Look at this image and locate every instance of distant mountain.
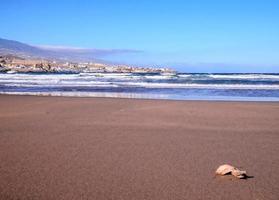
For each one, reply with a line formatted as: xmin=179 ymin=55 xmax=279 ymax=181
xmin=0 ymin=38 xmax=52 ymax=58
xmin=0 ymin=38 xmax=139 ymax=63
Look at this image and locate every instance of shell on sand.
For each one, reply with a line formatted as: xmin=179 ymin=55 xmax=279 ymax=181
xmin=216 ymin=164 xmax=247 ymax=179
xmin=232 ymin=169 xmax=247 ymax=179
xmin=216 ymin=164 xmax=235 ymax=175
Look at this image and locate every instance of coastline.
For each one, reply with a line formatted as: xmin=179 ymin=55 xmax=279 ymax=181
xmin=1 ymin=92 xmax=279 ymax=102
xmin=1 ymin=95 xmax=279 ymax=200
xmin=1 ymin=72 xmax=279 ymax=102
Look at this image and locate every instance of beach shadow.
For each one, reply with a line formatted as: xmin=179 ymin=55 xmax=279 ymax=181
xmin=214 ymin=174 xmax=254 ymax=181
xmin=242 ymin=175 xmax=254 ymax=180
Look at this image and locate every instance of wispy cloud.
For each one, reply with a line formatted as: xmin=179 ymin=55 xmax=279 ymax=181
xmin=36 ymin=45 xmax=142 ymax=57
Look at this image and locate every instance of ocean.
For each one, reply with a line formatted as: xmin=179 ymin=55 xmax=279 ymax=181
xmin=1 ymin=72 xmax=279 ymax=101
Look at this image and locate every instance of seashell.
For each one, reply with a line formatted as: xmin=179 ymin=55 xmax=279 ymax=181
xmin=231 ymin=169 xmax=247 ymax=179
xmin=216 ymin=164 xmax=247 ymax=179
xmin=216 ymin=164 xmax=235 ymax=175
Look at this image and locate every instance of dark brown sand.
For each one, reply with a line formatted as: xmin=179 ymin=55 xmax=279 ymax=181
xmin=0 ymin=95 xmax=279 ymax=200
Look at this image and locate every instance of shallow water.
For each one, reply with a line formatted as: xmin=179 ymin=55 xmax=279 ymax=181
xmin=1 ymin=72 xmax=279 ymax=101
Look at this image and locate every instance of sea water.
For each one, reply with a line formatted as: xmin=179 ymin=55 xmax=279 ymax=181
xmin=1 ymin=72 xmax=279 ymax=101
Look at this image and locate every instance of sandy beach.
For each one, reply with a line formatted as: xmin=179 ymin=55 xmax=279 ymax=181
xmin=0 ymin=95 xmax=279 ymax=200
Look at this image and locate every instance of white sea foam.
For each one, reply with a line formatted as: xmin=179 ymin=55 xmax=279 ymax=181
xmin=144 ymin=75 xmax=176 ymax=79
xmin=118 ymin=82 xmax=279 ymax=89
xmin=177 ymin=74 xmax=192 ymax=78
xmin=208 ymin=74 xmax=279 ymax=80
xmin=0 ymin=91 xmax=170 ymax=99
xmin=2 ymin=80 xmax=279 ymax=90
xmin=1 ymin=73 xmax=279 ymax=82
xmin=1 ymin=73 xmax=279 ymax=91
xmin=1 ymin=91 xmax=279 ymax=102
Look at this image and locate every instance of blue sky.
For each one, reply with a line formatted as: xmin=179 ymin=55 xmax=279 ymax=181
xmin=1 ymin=0 xmax=279 ymax=72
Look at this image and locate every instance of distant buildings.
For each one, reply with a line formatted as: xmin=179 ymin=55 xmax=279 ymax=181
xmin=0 ymin=55 xmax=175 ymax=74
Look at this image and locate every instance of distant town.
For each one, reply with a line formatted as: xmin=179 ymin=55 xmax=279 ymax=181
xmin=0 ymin=55 xmax=175 ymax=74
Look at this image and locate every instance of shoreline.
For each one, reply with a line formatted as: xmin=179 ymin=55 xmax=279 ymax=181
xmin=2 ymin=72 xmax=279 ymax=102
xmin=1 ymin=95 xmax=279 ymax=199
xmin=1 ymin=93 xmax=279 ymax=103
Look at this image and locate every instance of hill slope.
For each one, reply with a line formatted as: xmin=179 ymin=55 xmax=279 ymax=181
xmin=0 ymin=38 xmax=52 ymax=58
xmin=0 ymin=38 xmax=131 ymax=63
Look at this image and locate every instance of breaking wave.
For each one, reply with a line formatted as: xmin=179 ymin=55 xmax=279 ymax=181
xmin=1 ymin=72 xmax=279 ymax=101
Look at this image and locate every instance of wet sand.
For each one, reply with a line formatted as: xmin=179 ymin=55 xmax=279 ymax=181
xmin=0 ymin=95 xmax=279 ymax=200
